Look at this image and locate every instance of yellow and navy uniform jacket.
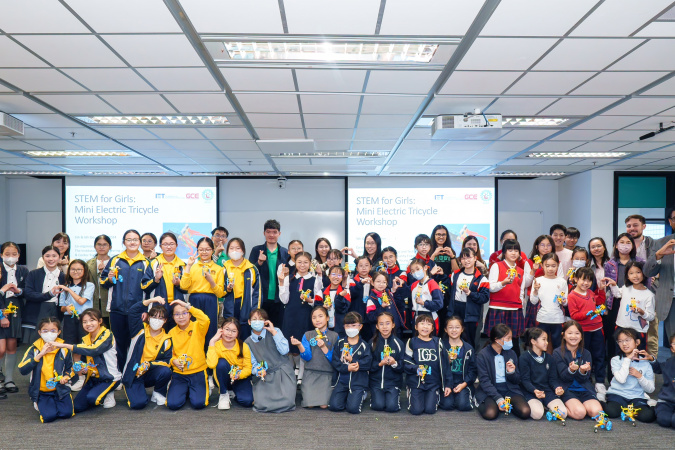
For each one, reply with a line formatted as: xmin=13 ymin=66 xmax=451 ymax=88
xmin=206 ymin=339 xmax=252 ymax=379
xmin=168 ymin=306 xmax=210 ymax=375
xmin=141 ymin=254 xmax=187 ymax=303
xmin=179 ymin=260 xmax=225 ymax=297
xmin=100 ymin=251 xmax=150 ymax=315
xmin=19 ymin=338 xmax=73 ymax=403
xmin=74 ymin=326 xmax=122 ymax=383
xmin=121 ymin=301 xmax=173 ymax=387
xmin=222 ymin=259 xmax=261 ymax=322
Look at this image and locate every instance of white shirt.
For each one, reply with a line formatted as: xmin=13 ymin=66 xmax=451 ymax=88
xmin=610 ymin=285 xmax=656 ymax=333
xmin=279 ymin=272 xmax=324 ymax=304
xmin=556 ymin=248 xmax=573 ymax=276
xmin=42 ymin=266 xmax=60 ymax=303
xmin=530 ymin=276 xmax=568 ymax=324
xmin=488 ymin=261 xmax=530 ymax=310
xmin=454 ymin=272 xmax=473 ymax=303
xmin=2 ymin=262 xmax=18 ymax=298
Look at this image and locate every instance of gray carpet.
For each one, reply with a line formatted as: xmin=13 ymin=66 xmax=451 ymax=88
xmin=1 ymin=346 xmax=673 ymax=448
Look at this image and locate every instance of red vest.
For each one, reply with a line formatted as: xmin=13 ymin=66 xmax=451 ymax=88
xmin=489 ymin=261 xmax=523 ymax=309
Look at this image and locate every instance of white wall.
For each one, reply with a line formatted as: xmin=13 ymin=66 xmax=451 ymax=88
xmin=0 ymin=175 xmax=7 ymax=242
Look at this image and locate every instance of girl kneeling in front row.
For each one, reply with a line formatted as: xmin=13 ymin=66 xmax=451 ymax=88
xmin=439 ymin=316 xmax=476 ymax=412
xmin=370 ymin=311 xmax=404 ymax=413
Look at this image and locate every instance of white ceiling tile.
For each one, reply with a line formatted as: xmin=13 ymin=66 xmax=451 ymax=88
xmin=179 ymin=0 xmax=283 ymax=33
xmin=256 ymin=128 xmax=305 ymax=139
xmin=314 ymin=140 xmax=351 ymax=151
xmin=67 ymin=0 xmax=181 ymax=32
xmin=642 ymin=76 xmax=675 ymax=96
xmin=0 ymin=140 xmax=42 ymax=150
xmin=570 ymin=0 xmax=673 ymax=37
xmin=34 ymin=94 xmax=117 ymax=114
xmin=0 ymin=0 xmax=90 ymax=33
xmin=596 ymin=131 xmax=644 ymax=142
xmin=248 ymin=114 xmax=303 ymax=128
xmin=237 ymin=93 xmax=299 ymax=113
xmin=571 ymin=72 xmax=669 ymax=95
xmin=353 ymin=128 xmax=403 ymax=139
xmin=11 ymin=114 xmax=80 ymax=128
xmin=574 ymin=115 xmax=646 ymax=130
xmin=305 ymin=129 xmax=354 ymax=140
xmin=484 ymin=140 xmax=537 ymax=152
xmin=300 ymin=94 xmax=361 ymax=114
xmin=610 ymin=40 xmax=675 ymax=71
xmin=285 ymin=0 xmax=380 ymax=34
xmin=39 ymin=127 xmax=102 ymax=140
xmin=539 ymin=97 xmax=619 ymax=116
xmin=0 ymin=36 xmax=49 ymax=68
xmin=61 ymin=68 xmax=152 ymax=92
xmin=67 ymin=140 xmax=126 ymax=150
xmin=525 ymin=141 xmax=582 ymax=152
xmin=211 ymin=139 xmax=258 ymax=151
xmin=481 ymin=0 xmax=595 ymax=36
xmin=14 ymin=35 xmax=124 ymax=68
xmin=550 ymin=129 xmax=611 ymax=141
xmin=506 ymin=72 xmax=595 ymax=95
xmin=440 ymin=71 xmax=522 ymax=95
xmin=360 ymin=95 xmax=424 ymax=114
xmin=457 ymin=38 xmax=557 ymax=70
xmin=0 ymin=69 xmax=86 ymax=92
xmin=352 ymin=140 xmax=396 ymax=151
xmin=137 ymin=68 xmax=220 ymax=91
xmin=572 ymin=141 xmax=629 ymax=152
xmin=635 ymin=22 xmax=675 ymax=37
xmin=221 ymin=68 xmax=295 ymax=92
xmin=487 ymin=97 xmax=558 ymax=115
xmin=99 ymin=94 xmax=177 ymax=114
xmin=295 ymin=69 xmax=367 ymax=93
xmin=146 ymin=128 xmax=204 ymax=140
xmin=163 ymin=93 xmax=234 ymax=114
xmin=358 ymin=114 xmax=412 ymax=128
xmin=0 ymin=95 xmax=52 ymax=114
xmin=22 ymin=139 xmax=73 ymax=150
xmin=119 ymin=139 xmax=174 ymax=150
xmin=534 ymin=39 xmax=644 ymax=70
xmin=91 ymin=127 xmax=154 ymax=139
xmin=624 ymin=115 xmax=675 ymax=130
xmin=498 ymin=129 xmax=558 ymax=140
xmin=366 ymin=71 xmax=441 ymax=94
xmin=165 ymin=140 xmax=216 ymax=151
xmin=380 ymin=0 xmax=484 ymax=35
xmin=603 ymin=97 xmax=675 ymax=115
xmin=425 ymin=97 xmax=495 ymax=116
xmin=198 ymin=129 xmax=253 ymax=140
xmin=103 ymin=35 xmax=203 ymax=67
xmin=303 ymin=114 xmax=356 ymax=128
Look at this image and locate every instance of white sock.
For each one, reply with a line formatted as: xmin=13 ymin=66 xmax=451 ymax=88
xmin=4 ymin=353 xmax=17 ymax=383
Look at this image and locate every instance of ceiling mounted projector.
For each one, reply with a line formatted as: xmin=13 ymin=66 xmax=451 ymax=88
xmin=639 ymin=122 xmax=674 ymax=141
xmin=431 ymin=112 xmax=502 ymax=140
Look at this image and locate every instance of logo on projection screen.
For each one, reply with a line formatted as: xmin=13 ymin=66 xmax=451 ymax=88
xmin=202 ymin=189 xmax=214 ymax=202
xmin=480 ymin=190 xmax=493 ymax=203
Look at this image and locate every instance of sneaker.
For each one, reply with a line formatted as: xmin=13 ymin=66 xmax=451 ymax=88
xmin=228 ymin=390 xmax=235 ymax=400
xmin=595 ymin=383 xmax=607 ymax=402
xmin=103 ymin=392 xmax=116 ymax=408
xmin=151 ymin=391 xmax=167 ymax=406
xmin=70 ymin=378 xmax=84 ymax=392
xmin=218 ymin=394 xmax=231 ymax=410
xmin=208 ymin=376 xmax=215 ymax=391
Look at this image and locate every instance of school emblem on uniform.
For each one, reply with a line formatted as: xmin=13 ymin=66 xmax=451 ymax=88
xmin=188 ymin=330 xmax=193 ymax=336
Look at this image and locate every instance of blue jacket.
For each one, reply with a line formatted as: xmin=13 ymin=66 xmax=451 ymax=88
xmin=23 ymin=268 xmax=65 ymax=326
xmin=223 ymin=264 xmax=262 ymax=323
xmin=249 ymin=243 xmax=289 ymax=303
xmin=100 ymin=253 xmax=150 ymax=315
xmin=552 ymin=346 xmax=595 ymax=393
xmin=369 ymin=334 xmax=404 ymax=390
xmin=121 ymin=301 xmax=173 ymax=388
xmin=19 ymin=338 xmax=73 ymax=403
xmin=446 ymin=269 xmax=490 ymax=323
xmin=475 ymin=345 xmax=522 ymax=403
xmin=140 ymin=258 xmax=186 ymax=302
xmin=444 ymin=338 xmax=477 ymax=389
xmin=658 ymin=356 xmax=675 ymax=405
xmin=74 ymin=327 xmax=122 ymax=383
xmin=404 ymin=336 xmax=453 ymax=390
xmin=330 ymin=336 xmax=372 ymax=390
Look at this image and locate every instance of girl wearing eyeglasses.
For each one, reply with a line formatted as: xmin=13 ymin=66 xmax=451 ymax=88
xmin=100 ymin=229 xmax=151 ymax=372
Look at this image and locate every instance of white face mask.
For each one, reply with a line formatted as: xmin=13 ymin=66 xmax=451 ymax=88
xmin=41 ymin=332 xmax=58 ymax=343
xmin=345 ymin=328 xmax=360 ymax=338
xmin=251 ymin=320 xmax=265 ymax=332
xmin=2 ymin=256 xmax=18 ymax=266
xmin=572 ymin=260 xmax=586 ymax=268
xmin=228 ymin=250 xmax=243 ymax=260
xmin=412 ymin=270 xmax=424 ymax=280
xmin=149 ymin=318 xmax=165 ymax=331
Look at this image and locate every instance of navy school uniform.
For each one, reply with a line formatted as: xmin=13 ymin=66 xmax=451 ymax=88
xmin=365 ymin=288 xmax=405 ymax=338
xmin=121 ymin=301 xmax=173 ymax=409
xmin=18 ymin=338 xmax=74 ymax=423
xmin=223 ymin=263 xmax=262 ymax=340
xmin=475 ymin=345 xmax=523 ymax=405
xmin=0 ymin=263 xmax=28 ymax=341
xmin=369 ymin=334 xmax=404 ymax=412
xmin=409 ymin=278 xmax=444 ymax=333
xmin=348 ymin=274 xmax=373 ymax=342
xmin=446 ymin=269 xmax=490 ymax=348
xmin=317 ymin=284 xmax=351 ymax=334
xmin=23 ymin=268 xmax=65 ymax=342
xmin=404 ymin=336 xmax=452 ymax=415
xmin=552 ymin=347 xmax=598 ymax=403
xmin=519 ymin=350 xmax=562 ymax=405
xmin=656 ymin=355 xmax=675 ymax=428
xmin=329 ymin=336 xmax=372 ymax=414
xmin=439 ymin=338 xmax=476 ymax=412
xmin=385 ymin=265 xmax=411 ymax=332
xmin=281 ymin=274 xmax=320 ymax=354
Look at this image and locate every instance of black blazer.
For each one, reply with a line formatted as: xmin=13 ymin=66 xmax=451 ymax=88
xmin=23 ymin=268 xmax=65 ymax=326
xmin=0 ymin=264 xmax=29 ymax=310
xmin=249 ymin=243 xmax=289 ymax=303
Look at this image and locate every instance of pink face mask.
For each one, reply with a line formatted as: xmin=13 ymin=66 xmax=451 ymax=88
xmin=617 ymin=243 xmax=632 ymax=254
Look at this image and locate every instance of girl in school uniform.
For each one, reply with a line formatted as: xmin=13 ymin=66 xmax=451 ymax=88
xmin=553 ymin=320 xmax=604 ymax=420
xmin=605 ymin=261 xmax=655 ymax=351
xmin=529 ymin=253 xmax=567 ymax=349
xmin=409 ymin=259 xmax=444 ymax=334
xmin=519 ymin=327 xmax=566 ymax=420
xmin=24 ymin=246 xmax=65 ymax=344
xmin=18 ymin=317 xmax=73 ymax=422
xmin=487 ymin=239 xmax=530 ymax=355
xmin=100 ymin=230 xmax=150 ymax=372
xmin=140 ymin=233 xmax=158 ymax=260
xmin=290 ymin=306 xmax=338 ymax=408
xmin=408 ymin=234 xmax=437 ymax=273
xmin=381 ymin=247 xmax=411 ymax=333
xmin=439 ymin=316 xmax=476 ymax=412
xmin=278 ymin=240 xmax=304 ymax=281
xmin=52 ymin=308 xmax=122 ymax=412
xmin=475 ymin=323 xmax=531 ymax=420
xmin=404 ymin=314 xmax=452 ymax=415
xmin=369 ymin=311 xmax=404 ymax=413
xmin=656 ymin=334 xmax=675 ymax=428
xmin=349 ymin=257 xmax=374 ymax=341
xmin=86 ymin=235 xmax=111 ymax=328
xmin=430 ymin=225 xmax=459 ymax=276
xmin=207 ymin=317 xmax=254 ymax=410
xmin=141 ymin=232 xmax=186 ymax=330
xmin=366 ymin=271 xmax=405 ymax=338
xmin=57 ymin=259 xmax=94 ymax=391
xmin=122 ymin=297 xmax=173 ymax=409
xmin=446 ymin=248 xmax=489 ymax=348
xmin=166 ymin=299 xmax=210 ymax=410
xmin=0 ymin=241 xmax=28 ymax=396
xmin=604 ymin=328 xmax=656 ymax=423
xmin=37 ymin=232 xmax=70 ymax=273
xmin=222 ymin=238 xmax=261 ymax=340
xmin=462 ymin=236 xmax=488 ymax=275
xmin=318 ymin=265 xmax=351 ymax=333
xmin=244 ymin=308 xmax=296 ymax=413
xmin=180 ymin=237 xmax=224 ymax=354
xmin=524 ymin=235 xmax=560 ymax=330
xmin=322 ymin=248 xmax=346 ymax=288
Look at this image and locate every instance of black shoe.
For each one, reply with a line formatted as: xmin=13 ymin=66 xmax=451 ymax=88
xmin=0 ymin=385 xmax=6 ymax=395
xmin=4 ymin=381 xmax=18 ymax=393
xmin=0 ymin=393 xmax=6 ymax=400
xmin=0 ymin=371 xmax=5 ymax=383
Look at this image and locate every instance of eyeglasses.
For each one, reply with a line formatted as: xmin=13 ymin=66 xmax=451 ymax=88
xmin=173 ymin=312 xmax=189 ymax=318
xmin=330 ymin=274 xmax=343 ymax=278
xmin=447 ymin=326 xmax=462 ymax=331
xmin=198 ymin=248 xmax=212 ymax=253
xmin=617 ymin=339 xmax=633 ymax=345
xmin=70 ymin=268 xmax=84 ymax=272
xmin=141 ymin=240 xmax=155 ymax=245
xmin=125 ymin=239 xmax=140 ymax=243
xmin=95 ymin=243 xmax=109 ymax=247
xmin=213 ymin=234 xmax=227 ymax=239
xmin=435 ymin=233 xmax=447 ymax=237
xmin=161 ymin=242 xmax=177 ymax=248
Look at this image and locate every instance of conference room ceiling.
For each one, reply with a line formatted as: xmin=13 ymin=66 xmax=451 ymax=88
xmin=1 ymin=0 xmax=675 ymax=179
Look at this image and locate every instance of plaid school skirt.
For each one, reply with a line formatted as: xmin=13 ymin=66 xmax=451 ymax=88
xmin=485 ymin=308 xmax=524 ymax=336
xmin=524 ymin=301 xmax=540 ymax=329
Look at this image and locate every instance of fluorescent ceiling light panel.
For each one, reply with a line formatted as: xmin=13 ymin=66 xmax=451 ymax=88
xmin=491 ymin=171 xmax=565 ymax=177
xmin=24 ymin=151 xmax=130 ymax=157
xmin=190 ymin=172 xmax=270 ymax=176
xmin=274 ymin=151 xmax=389 ymax=158
xmin=502 ymin=117 xmax=569 ymax=127
xmin=77 ymin=115 xmax=229 ymax=126
xmin=0 ymin=171 xmax=70 ymax=175
xmin=527 ymin=152 xmax=628 ymax=158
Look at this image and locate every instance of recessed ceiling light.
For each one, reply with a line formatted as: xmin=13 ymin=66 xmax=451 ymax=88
xmin=491 ymin=171 xmax=565 ymax=177
xmin=218 ymin=41 xmax=440 ymax=63
xmin=190 ymin=172 xmax=270 ymax=176
xmin=527 ymin=152 xmax=628 ymax=158
xmin=24 ymin=151 xmax=131 ymax=157
xmin=274 ymin=151 xmax=389 ymax=158
xmin=502 ymin=117 xmax=569 ymax=127
xmin=0 ymin=171 xmax=69 ymax=175
xmin=387 ymin=171 xmax=468 ymax=175
xmin=88 ymin=171 xmax=166 ymax=175
xmin=77 ymin=116 xmax=229 ymax=126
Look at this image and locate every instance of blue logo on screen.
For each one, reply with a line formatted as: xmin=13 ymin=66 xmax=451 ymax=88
xmin=202 ymin=189 xmax=214 ymax=202
xmin=480 ymin=190 xmax=492 ymax=203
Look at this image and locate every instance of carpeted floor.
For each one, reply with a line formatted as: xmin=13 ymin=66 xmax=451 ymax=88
xmin=1 ymin=346 xmax=673 ymax=449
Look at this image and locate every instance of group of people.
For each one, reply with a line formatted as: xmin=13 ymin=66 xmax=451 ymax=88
xmin=1 ymin=213 xmax=675 ymax=430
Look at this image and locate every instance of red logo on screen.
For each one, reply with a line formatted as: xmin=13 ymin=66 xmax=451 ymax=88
xmin=465 ymin=194 xmax=478 ymax=200
xmin=186 ymin=193 xmax=200 ymax=199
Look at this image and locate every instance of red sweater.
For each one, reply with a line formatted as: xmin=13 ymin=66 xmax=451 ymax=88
xmin=567 ymin=289 xmax=603 ymax=332
xmin=489 ymin=261 xmax=523 ymax=309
